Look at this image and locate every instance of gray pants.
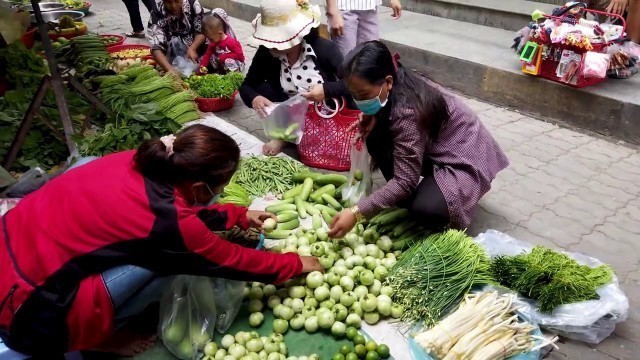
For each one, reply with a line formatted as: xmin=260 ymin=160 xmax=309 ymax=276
xmin=332 ymin=9 xmax=379 ymax=57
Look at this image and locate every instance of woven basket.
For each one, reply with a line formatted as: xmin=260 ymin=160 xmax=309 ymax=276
xmin=195 ymin=91 xmax=238 ymax=112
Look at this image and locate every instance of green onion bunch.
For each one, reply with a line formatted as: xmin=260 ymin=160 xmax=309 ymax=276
xmin=385 ymin=229 xmax=493 ymax=326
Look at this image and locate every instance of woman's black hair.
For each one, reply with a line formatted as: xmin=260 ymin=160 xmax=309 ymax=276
xmin=303 ymin=27 xmax=320 ymax=42
xmin=342 ymin=41 xmax=449 ymax=142
xmin=134 ymin=124 xmax=240 ymax=187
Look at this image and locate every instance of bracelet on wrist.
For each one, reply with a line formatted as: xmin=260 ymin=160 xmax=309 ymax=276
xmin=350 ymin=206 xmax=363 ymax=221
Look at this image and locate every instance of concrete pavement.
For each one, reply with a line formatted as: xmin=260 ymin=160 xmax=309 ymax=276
xmin=83 ymin=1 xmax=639 ymax=358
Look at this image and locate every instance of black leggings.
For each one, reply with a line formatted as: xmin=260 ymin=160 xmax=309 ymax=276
xmin=123 ymin=0 xmax=155 ymax=33
xmin=381 ymin=167 xmax=450 ymax=232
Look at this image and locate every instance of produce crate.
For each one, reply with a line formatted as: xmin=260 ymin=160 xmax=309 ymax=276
xmin=100 ymin=33 xmax=125 ymax=48
xmin=108 ymin=44 xmax=152 ymax=60
xmin=195 ymin=91 xmax=238 ymax=112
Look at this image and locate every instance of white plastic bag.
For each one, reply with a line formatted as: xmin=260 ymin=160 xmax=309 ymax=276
xmin=582 ymin=52 xmax=610 ymax=79
xmin=262 ymin=95 xmax=309 ymax=144
xmin=474 ymin=230 xmax=629 ymax=344
xmin=168 ymin=37 xmax=197 ymax=77
xmin=211 ymin=278 xmax=246 ymax=333
xmin=341 ymin=139 xmax=372 ymax=207
xmin=159 ymin=276 xmax=217 ymax=360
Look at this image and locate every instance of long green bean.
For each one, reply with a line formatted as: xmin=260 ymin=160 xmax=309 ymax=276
xmin=385 ymin=230 xmax=493 ymax=326
xmin=230 ymin=156 xmax=308 ymax=197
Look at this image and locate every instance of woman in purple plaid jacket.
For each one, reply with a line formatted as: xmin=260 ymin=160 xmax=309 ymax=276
xmin=328 ymin=41 xmax=509 ymax=238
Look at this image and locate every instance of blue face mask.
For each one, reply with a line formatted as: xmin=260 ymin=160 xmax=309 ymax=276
xmin=354 ymin=85 xmax=388 ymax=115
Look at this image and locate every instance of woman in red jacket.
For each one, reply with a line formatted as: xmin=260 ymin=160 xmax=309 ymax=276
xmin=0 ymin=124 xmax=321 ymax=357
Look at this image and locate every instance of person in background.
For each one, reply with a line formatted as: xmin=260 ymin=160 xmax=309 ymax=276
xmin=325 ymin=0 xmax=402 ymax=57
xmin=328 ymin=41 xmax=509 ymax=238
xmin=239 ymin=0 xmax=350 ymax=156
xmin=197 ymin=12 xmax=245 ymax=75
xmin=0 ymin=125 xmax=322 ymax=357
xmin=587 ymin=0 xmax=628 ymax=20
xmin=629 ymin=0 xmax=640 ymax=42
xmin=123 ymin=0 xmax=156 ymax=38
xmin=147 ymin=0 xmax=205 ymax=73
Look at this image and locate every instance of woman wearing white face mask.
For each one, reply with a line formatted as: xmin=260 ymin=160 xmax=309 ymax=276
xmin=239 ymin=0 xmax=352 ymax=156
xmin=328 ymin=41 xmax=510 ymax=238
xmin=0 ymin=124 xmax=322 ymax=357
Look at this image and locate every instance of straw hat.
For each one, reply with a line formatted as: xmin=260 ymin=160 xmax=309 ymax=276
xmin=250 ymin=0 xmax=321 ymax=50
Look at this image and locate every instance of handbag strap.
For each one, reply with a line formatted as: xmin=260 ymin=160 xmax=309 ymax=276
xmin=313 ymin=98 xmax=344 ymax=119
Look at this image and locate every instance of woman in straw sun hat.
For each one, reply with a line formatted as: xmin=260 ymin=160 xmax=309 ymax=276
xmin=239 ymin=0 xmax=351 ymax=156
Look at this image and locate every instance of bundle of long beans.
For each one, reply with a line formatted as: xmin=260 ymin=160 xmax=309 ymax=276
xmin=385 ymin=230 xmax=493 ymax=326
xmin=229 ymin=156 xmax=307 ymax=197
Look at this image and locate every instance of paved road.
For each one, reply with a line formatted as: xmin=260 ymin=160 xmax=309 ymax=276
xmin=85 ymin=1 xmax=639 ymax=359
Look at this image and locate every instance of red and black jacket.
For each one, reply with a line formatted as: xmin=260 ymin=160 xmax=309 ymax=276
xmin=0 ymin=151 xmax=302 ymax=355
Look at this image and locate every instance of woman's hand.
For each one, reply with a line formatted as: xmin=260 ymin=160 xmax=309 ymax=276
xmin=347 ymin=113 xmax=376 ymax=141
xmin=252 ymin=96 xmax=274 ymax=118
xmin=328 ymin=210 xmax=357 ymax=238
xmin=327 ymin=10 xmax=344 ymax=37
xmin=606 ymin=0 xmax=628 ymax=15
xmin=300 ymin=256 xmax=325 ymax=273
xmin=302 ymin=84 xmax=325 ymax=102
xmin=187 ymin=46 xmax=199 ymax=62
xmin=246 ymin=210 xmax=277 ymax=229
xmin=390 ymin=0 xmax=402 ymax=19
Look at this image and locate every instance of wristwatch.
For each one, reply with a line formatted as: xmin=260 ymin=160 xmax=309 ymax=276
xmin=350 ymin=205 xmax=363 ymax=221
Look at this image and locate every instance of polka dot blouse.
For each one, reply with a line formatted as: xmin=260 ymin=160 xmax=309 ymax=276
xmin=277 ymin=40 xmax=324 ymax=96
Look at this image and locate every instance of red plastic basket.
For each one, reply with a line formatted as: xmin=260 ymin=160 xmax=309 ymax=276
xmin=100 ymin=34 xmax=125 ymax=48
xmin=525 ymin=8 xmax=625 ymax=88
xmin=539 ymin=55 xmax=605 ymax=88
xmin=298 ymin=100 xmax=360 ymax=171
xmin=21 ymin=28 xmax=37 ymax=49
xmin=108 ymin=44 xmax=152 ymax=60
xmin=195 ymin=91 xmax=238 ymax=112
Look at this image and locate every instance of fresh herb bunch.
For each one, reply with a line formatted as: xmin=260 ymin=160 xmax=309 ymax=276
xmin=0 ymin=42 xmax=48 ymax=90
xmin=491 ymin=246 xmax=614 ymax=313
xmin=385 ymin=229 xmax=494 ymax=326
xmin=0 ymin=88 xmax=94 ymax=171
xmin=186 ymin=72 xmax=244 ymax=99
xmin=77 ymin=103 xmax=181 ymax=156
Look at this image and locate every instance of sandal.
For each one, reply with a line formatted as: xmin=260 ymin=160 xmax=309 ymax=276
xmin=125 ymin=31 xmax=146 ymax=38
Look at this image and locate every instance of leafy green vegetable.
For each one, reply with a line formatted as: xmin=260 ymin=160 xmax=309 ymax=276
xmin=0 ymin=42 xmax=49 ymax=90
xmin=186 ymin=72 xmax=244 ymax=98
xmin=77 ymin=103 xmax=180 ymax=156
xmin=491 ymin=246 xmax=614 ymax=313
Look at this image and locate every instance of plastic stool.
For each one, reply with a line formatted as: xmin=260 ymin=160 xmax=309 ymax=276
xmin=0 ymin=339 xmax=83 ymax=360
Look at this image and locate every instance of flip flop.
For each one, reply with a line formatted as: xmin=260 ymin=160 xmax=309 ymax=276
xmin=125 ymin=31 xmax=146 ymax=38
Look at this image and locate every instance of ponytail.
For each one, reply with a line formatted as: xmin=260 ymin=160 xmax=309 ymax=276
xmin=134 ymin=124 xmax=240 ymax=186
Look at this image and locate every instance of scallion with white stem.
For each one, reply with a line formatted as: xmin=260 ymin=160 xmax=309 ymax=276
xmin=414 ymin=292 xmax=558 ymax=360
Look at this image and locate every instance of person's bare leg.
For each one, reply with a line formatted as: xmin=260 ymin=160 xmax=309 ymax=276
xmin=629 ymin=0 xmax=640 ymax=43
xmin=95 ymin=333 xmax=157 ymax=357
xmin=262 ymin=140 xmax=285 ymax=156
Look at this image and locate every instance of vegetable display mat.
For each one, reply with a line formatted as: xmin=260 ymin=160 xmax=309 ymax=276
xmin=125 ymin=306 xmax=351 ymax=359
